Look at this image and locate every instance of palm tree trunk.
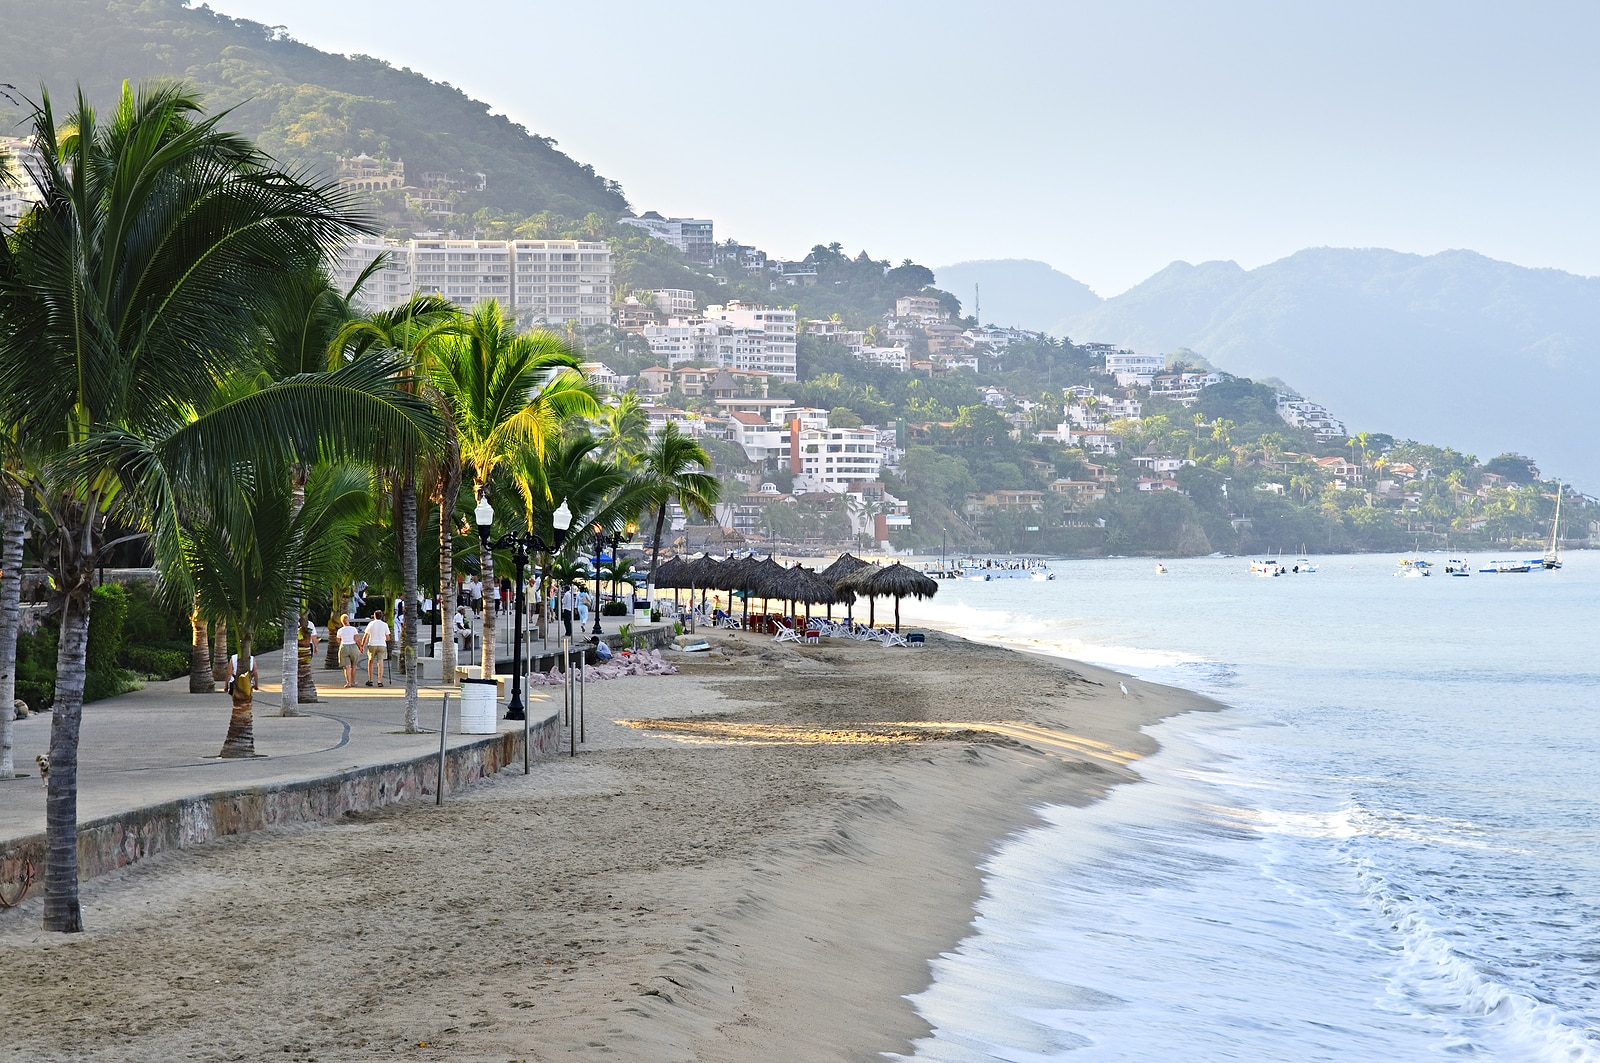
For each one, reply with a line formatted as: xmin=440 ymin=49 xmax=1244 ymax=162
xmin=211 ymin=620 xmax=229 ymax=682
xmin=296 ymin=610 xmax=318 ymax=703
xmin=649 ymin=502 xmax=668 ymax=605
xmin=219 ymin=630 xmax=257 ymax=758
xmin=438 ymin=455 xmax=461 ymax=682
xmin=324 ymin=585 xmax=345 ymax=670
xmin=44 ymin=572 xmax=93 ymax=933
xmin=480 ymin=542 xmax=496 ymax=677
xmin=189 ymin=595 xmax=213 ymax=693
xmin=280 ymin=472 xmax=306 ymax=717
xmin=0 ymin=479 xmax=25 ymax=775
xmin=401 ymin=471 xmax=420 ymax=733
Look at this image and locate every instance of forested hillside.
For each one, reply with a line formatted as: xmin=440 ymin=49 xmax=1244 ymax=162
xmin=0 ymin=0 xmax=627 ymax=219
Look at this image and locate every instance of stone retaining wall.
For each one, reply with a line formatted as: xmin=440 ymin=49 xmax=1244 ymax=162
xmin=0 ymin=711 xmax=561 ymax=905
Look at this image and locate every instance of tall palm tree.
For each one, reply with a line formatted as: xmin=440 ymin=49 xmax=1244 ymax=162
xmin=335 ymin=294 xmax=457 ymax=731
xmin=186 ymin=462 xmax=370 ymax=758
xmin=596 ymin=391 xmax=650 ymax=467
xmin=0 ymin=443 xmax=25 ymax=777
xmin=0 ymin=82 xmax=433 ymax=933
xmin=425 ymin=301 xmax=597 ymax=674
xmin=635 ymin=423 xmax=721 ymax=576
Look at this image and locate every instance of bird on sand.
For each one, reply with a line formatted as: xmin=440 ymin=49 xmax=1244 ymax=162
xmin=1119 ymin=681 xmax=1129 ymax=697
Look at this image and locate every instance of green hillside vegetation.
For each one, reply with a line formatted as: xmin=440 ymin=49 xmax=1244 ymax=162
xmin=0 ymin=0 xmax=626 ymax=219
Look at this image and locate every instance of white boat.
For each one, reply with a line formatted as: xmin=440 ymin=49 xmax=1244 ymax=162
xmin=1396 ymin=557 xmax=1432 ymax=577
xmin=1544 ymin=485 xmax=1563 ymax=569
xmin=1155 ymin=562 xmax=1168 ymax=575
xmin=1479 ymin=560 xmax=1531 ymax=574
xmin=1443 ymin=558 xmax=1472 ymax=576
xmin=1250 ymin=559 xmax=1285 ymax=577
xmin=1293 ymin=557 xmax=1316 ymax=573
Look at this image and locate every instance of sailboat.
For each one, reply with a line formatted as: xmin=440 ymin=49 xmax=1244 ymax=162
xmin=1543 ymin=484 xmax=1564 ymax=570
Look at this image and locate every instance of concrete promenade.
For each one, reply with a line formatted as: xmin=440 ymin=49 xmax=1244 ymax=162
xmin=0 ymin=647 xmax=568 ymax=849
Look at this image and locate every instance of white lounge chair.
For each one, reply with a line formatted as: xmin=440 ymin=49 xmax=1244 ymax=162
xmin=878 ymin=629 xmax=909 ymax=648
xmin=773 ymin=622 xmax=803 ymax=643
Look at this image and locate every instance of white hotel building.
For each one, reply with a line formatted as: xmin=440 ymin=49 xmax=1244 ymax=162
xmin=331 ymin=238 xmax=613 ymax=326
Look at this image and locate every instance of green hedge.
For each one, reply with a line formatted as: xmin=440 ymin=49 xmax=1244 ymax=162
xmin=601 ymin=601 xmax=629 ymax=616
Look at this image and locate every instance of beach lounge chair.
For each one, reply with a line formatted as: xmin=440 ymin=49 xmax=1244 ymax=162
xmin=878 ymin=629 xmax=909 ymax=648
xmin=773 ymin=621 xmax=802 ymax=643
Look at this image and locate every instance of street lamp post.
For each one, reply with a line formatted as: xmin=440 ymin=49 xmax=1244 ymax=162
xmin=590 ymin=527 xmax=609 ymax=637
xmin=476 ymin=495 xmax=572 ymax=722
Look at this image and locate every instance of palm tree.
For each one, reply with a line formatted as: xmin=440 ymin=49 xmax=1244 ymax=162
xmin=635 ymin=423 xmax=721 ymax=577
xmin=425 ymin=301 xmax=598 ymax=674
xmin=335 ymin=294 xmax=458 ymax=731
xmin=509 ymin=432 xmax=648 ymax=636
xmin=0 ymin=445 xmax=25 ymax=777
xmin=0 ymin=83 xmax=432 ymax=933
xmin=599 ymin=556 xmax=640 ymax=603
xmin=596 ymin=391 xmax=650 ymax=467
xmin=186 ymin=463 xmax=370 ymax=758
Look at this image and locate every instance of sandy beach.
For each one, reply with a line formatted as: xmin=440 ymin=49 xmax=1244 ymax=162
xmin=1 ymin=628 xmax=1215 ymax=1062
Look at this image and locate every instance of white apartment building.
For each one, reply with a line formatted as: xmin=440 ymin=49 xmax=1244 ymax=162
xmin=1277 ymin=397 xmax=1348 ymax=442
xmin=703 ymin=303 xmax=797 ymax=379
xmin=1102 ymin=350 xmax=1165 ymax=386
xmin=1149 ymin=371 xmax=1222 ymax=402
xmin=0 ymin=136 xmax=43 ymax=229
xmin=729 ymin=412 xmax=788 ymax=463
xmin=795 ymin=427 xmax=882 ymax=489
xmin=649 ymin=289 xmax=697 ymax=316
xmin=856 ymin=345 xmax=909 ymax=371
xmin=331 ymin=238 xmax=613 ymax=326
xmin=618 ymin=212 xmax=715 ymax=259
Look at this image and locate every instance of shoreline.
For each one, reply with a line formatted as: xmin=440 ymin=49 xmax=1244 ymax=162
xmin=2 ymin=626 xmax=1220 ymax=1061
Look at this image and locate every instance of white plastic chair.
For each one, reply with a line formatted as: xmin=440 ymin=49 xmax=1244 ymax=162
xmin=878 ymin=629 xmax=909 ymax=648
xmin=773 ymin=622 xmax=802 ymax=643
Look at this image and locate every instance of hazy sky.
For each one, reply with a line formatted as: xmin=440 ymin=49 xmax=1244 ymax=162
xmin=206 ymin=0 xmax=1600 ymax=296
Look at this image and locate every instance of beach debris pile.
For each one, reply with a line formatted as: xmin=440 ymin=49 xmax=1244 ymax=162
xmin=528 ymin=649 xmax=678 ymax=685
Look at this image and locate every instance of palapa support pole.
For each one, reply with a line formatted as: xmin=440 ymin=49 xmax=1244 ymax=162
xmin=578 ymin=646 xmax=586 ymax=745
xmin=436 ymin=692 xmax=450 ymax=805
xmin=564 ymin=637 xmax=576 ymax=757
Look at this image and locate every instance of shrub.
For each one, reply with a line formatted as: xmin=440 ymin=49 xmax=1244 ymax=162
xmin=84 ymin=669 xmax=139 ymax=703
xmin=16 ymin=626 xmax=59 ymax=711
xmin=87 ymin=583 xmax=129 ymax=672
xmin=120 ymin=647 xmax=189 ymax=680
xmin=601 ymin=601 xmax=629 ymax=616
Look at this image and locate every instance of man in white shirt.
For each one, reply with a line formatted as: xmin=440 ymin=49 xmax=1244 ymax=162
xmin=360 ymin=608 xmax=391 ymax=687
xmin=225 ymin=651 xmax=257 ymax=694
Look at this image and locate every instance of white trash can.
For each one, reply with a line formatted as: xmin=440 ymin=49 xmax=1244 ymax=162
xmin=457 ymin=678 xmax=499 ymax=734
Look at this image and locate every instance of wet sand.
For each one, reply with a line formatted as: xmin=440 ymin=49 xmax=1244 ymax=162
xmin=0 ymin=627 xmax=1215 ymax=1062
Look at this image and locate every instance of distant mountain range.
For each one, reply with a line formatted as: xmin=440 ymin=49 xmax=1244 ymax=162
xmin=932 ymin=259 xmax=1102 ymax=336
xmin=940 ymin=250 xmax=1599 ymax=490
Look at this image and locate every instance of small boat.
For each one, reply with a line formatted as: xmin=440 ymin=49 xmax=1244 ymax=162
xmin=1443 ymin=558 xmax=1472 ymax=576
xmin=1155 ymin=562 xmax=1167 ymax=575
xmin=1479 ymin=560 xmax=1532 ymax=574
xmin=1542 ymin=483 xmax=1564 ymax=570
xmin=1250 ymin=559 xmax=1285 ymax=577
xmin=1293 ymin=557 xmax=1316 ymax=573
xmin=1396 ymin=557 xmax=1432 ymax=577
xmin=1031 ymin=568 xmax=1056 ymax=581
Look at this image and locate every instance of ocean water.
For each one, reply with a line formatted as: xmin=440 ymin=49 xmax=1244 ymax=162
xmin=893 ymin=551 xmax=1600 ymax=1062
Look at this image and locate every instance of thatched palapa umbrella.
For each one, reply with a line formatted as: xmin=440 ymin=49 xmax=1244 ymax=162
xmin=782 ymin=565 xmax=837 ymax=623
xmin=818 ymin=553 xmax=869 ymax=621
xmin=715 ymin=553 xmax=762 ymax=625
xmin=749 ymin=556 xmax=790 ymax=622
xmin=847 ymin=562 xmax=938 ymax=633
xmin=837 ymin=562 xmax=882 ymax=628
xmin=683 ymin=555 xmax=721 ymax=615
xmin=651 ymin=556 xmax=686 ymax=610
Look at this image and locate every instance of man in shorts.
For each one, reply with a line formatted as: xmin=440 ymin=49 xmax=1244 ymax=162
xmin=335 ymin=613 xmax=361 ymax=687
xmin=361 ymin=608 xmax=391 ymax=688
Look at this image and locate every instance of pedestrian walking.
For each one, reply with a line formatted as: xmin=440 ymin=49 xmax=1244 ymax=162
xmin=498 ymin=576 xmax=511 ymax=615
xmin=334 ymin=613 xmax=360 ymax=687
xmin=361 ymin=608 xmax=391 ymax=687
